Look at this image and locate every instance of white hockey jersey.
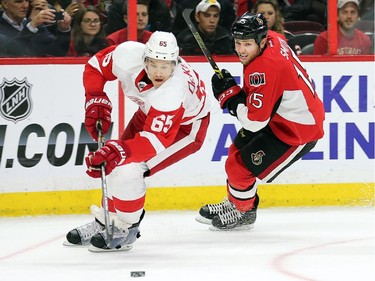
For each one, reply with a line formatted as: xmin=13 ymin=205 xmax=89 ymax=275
xmin=83 ymin=41 xmax=211 ymax=163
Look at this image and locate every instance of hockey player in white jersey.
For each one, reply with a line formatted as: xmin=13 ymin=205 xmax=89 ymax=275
xmin=63 ymin=31 xmax=211 ymax=252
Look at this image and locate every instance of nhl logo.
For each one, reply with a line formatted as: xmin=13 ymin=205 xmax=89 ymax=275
xmin=0 ymin=78 xmax=32 ymax=123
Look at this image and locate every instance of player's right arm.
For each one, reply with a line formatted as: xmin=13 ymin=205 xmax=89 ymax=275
xmin=83 ymin=45 xmax=118 ymax=92
xmin=83 ymin=45 xmax=118 ymax=141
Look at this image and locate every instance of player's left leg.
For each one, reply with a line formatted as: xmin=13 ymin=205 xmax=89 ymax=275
xmin=201 ymin=127 xmax=317 ymax=230
xmin=88 ymin=162 xmax=147 ymax=251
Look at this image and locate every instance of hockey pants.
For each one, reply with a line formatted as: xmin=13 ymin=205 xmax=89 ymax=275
xmin=225 ymin=127 xmax=317 ymax=212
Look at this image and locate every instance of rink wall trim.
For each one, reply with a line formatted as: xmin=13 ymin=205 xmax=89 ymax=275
xmin=0 ymin=183 xmax=374 ymax=217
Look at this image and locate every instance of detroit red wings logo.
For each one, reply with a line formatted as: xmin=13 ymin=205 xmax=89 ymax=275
xmin=251 ymin=150 xmax=265 ymax=165
xmin=0 ymin=78 xmax=32 ymax=123
xmin=249 ymin=72 xmax=266 ymax=87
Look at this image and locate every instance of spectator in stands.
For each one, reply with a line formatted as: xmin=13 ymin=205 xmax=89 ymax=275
xmin=171 ymin=0 xmax=236 ymax=35
xmin=0 ymin=0 xmax=72 ymax=57
xmin=104 ymin=0 xmax=171 ymax=36
xmin=47 ymin=0 xmax=82 ymax=18
xmin=176 ymin=0 xmax=234 ymax=55
xmin=106 ymin=0 xmax=152 ymax=45
xmin=313 ymin=0 xmax=372 ymax=55
xmin=236 ymin=0 xmax=291 ymax=17
xmin=49 ymin=0 xmax=108 ymax=20
xmin=67 ymin=5 xmax=108 ymax=56
xmin=252 ymin=0 xmax=285 ymax=37
xmin=284 ymin=0 xmax=327 ymax=28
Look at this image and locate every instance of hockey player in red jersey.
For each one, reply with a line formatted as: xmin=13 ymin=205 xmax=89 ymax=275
xmin=64 ymin=31 xmax=211 ymax=251
xmin=196 ymin=13 xmax=325 ymax=230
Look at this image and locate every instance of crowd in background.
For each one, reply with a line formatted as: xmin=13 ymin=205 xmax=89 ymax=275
xmin=0 ymin=0 xmax=374 ymax=57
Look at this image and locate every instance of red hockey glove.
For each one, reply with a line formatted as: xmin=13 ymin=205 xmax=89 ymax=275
xmin=85 ymin=91 xmax=112 ymax=141
xmin=211 ymin=69 xmax=246 ymax=114
xmin=85 ymin=140 xmax=126 ymax=178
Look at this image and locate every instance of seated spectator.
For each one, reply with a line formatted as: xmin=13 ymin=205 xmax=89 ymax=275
xmin=0 ymin=0 xmax=72 ymax=57
xmin=104 ymin=0 xmax=171 ymax=36
xmin=171 ymin=0 xmax=236 ymax=35
xmin=237 ymin=0 xmax=291 ymax=17
xmin=106 ymin=0 xmax=152 ymax=45
xmin=67 ymin=5 xmax=108 ymax=56
xmin=252 ymin=0 xmax=285 ymax=37
xmin=313 ymin=0 xmax=372 ymax=55
xmin=47 ymin=0 xmax=82 ymax=19
xmin=176 ymin=0 xmax=234 ymax=55
xmin=49 ymin=0 xmax=107 ymax=21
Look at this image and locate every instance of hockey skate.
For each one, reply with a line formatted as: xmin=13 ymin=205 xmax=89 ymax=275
xmin=88 ymin=225 xmax=141 ymax=252
xmin=63 ymin=219 xmax=105 ymax=246
xmin=195 ymin=198 xmax=233 ymax=224
xmin=211 ymin=201 xmax=257 ymax=230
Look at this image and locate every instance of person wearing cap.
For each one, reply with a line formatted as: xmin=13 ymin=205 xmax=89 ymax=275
xmin=176 ymin=0 xmax=235 ymax=55
xmin=313 ymin=0 xmax=372 ymax=55
xmin=171 ymin=0 xmax=236 ymax=35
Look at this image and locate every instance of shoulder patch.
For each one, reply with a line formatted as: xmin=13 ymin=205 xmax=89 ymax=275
xmin=249 ymin=72 xmax=266 ymax=87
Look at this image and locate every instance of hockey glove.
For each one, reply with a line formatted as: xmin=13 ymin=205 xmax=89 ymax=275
xmin=85 ymin=91 xmax=112 ymax=141
xmin=211 ymin=69 xmax=247 ymax=115
xmin=85 ymin=140 xmax=126 ymax=178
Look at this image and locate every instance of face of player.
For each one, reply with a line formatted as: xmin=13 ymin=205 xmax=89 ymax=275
xmin=3 ymin=0 xmax=30 ymax=24
xmin=195 ymin=6 xmax=220 ymax=35
xmin=234 ymin=38 xmax=266 ymax=66
xmin=256 ymin=3 xmax=276 ymax=30
xmin=338 ymin=3 xmax=359 ymax=31
xmin=145 ymin=58 xmax=176 ymax=88
xmin=81 ymin=11 xmax=101 ymax=36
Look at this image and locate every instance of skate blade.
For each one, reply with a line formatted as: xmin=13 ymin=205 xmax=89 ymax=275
xmin=63 ymin=240 xmax=90 ymax=247
xmin=88 ymin=244 xmax=133 ymax=253
xmin=209 ymin=224 xmax=255 ymax=231
xmin=195 ymin=215 xmax=212 ymax=225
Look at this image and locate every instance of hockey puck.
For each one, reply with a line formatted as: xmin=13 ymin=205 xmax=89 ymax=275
xmin=130 ymin=271 xmax=145 ymax=277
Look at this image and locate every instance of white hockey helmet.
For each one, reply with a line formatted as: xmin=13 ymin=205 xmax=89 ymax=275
xmin=144 ymin=31 xmax=179 ymax=64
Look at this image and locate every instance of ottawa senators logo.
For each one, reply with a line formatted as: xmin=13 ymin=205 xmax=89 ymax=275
xmin=0 ymin=78 xmax=32 ymax=123
xmin=249 ymin=72 xmax=266 ymax=87
xmin=251 ymin=150 xmax=265 ymax=165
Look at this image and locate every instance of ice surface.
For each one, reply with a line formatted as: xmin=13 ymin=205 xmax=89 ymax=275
xmin=0 ymin=207 xmax=374 ymax=281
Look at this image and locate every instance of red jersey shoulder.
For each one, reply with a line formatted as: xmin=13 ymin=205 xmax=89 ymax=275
xmin=93 ymin=45 xmax=117 ymax=62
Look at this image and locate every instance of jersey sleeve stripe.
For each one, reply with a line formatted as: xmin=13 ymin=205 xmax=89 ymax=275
xmin=237 ymin=104 xmax=270 ymax=132
xmin=88 ymin=56 xmax=103 ymax=74
xmin=139 ymin=131 xmax=165 ymax=154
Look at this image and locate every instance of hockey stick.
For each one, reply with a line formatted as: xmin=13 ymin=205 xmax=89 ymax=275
xmin=96 ymin=121 xmax=115 ymax=247
xmin=182 ymin=8 xmax=223 ymax=78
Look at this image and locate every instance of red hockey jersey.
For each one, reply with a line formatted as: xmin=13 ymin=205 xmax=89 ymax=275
xmin=237 ymin=30 xmax=325 ymax=146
